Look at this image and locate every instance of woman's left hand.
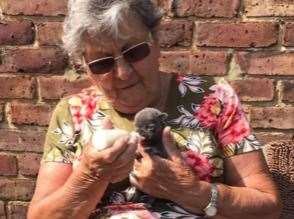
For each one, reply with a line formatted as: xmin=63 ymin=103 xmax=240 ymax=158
xmin=129 ymin=127 xmax=199 ymax=201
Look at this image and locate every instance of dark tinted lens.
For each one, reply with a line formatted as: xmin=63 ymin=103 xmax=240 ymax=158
xmin=88 ymin=57 xmax=115 ymax=74
xmin=123 ymin=43 xmax=150 ymax=63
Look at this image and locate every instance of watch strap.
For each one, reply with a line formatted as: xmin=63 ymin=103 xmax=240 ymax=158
xmin=203 ymin=183 xmax=218 ymax=217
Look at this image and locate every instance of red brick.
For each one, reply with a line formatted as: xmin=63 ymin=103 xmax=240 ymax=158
xmin=159 ymin=51 xmax=190 ymax=74
xmin=0 ymin=202 xmax=5 ymax=218
xmin=0 ymin=129 xmax=46 ymax=152
xmin=0 ymin=20 xmax=35 ymax=45
xmin=250 ymin=107 xmax=294 ymax=129
xmin=0 ymin=48 xmax=68 ymax=73
xmin=196 ymin=22 xmax=278 ymax=48
xmin=1 ymin=0 xmax=67 ymax=16
xmin=172 ymin=0 xmax=240 ymax=18
xmin=0 ymin=104 xmax=3 ymax=122
xmin=284 ymin=22 xmax=294 ymax=47
xmin=155 ymin=0 xmax=173 ymax=15
xmin=0 ymin=154 xmax=17 ymax=176
xmin=0 ymin=204 xmax=4 ymax=218
xmin=18 ymin=153 xmax=42 ymax=176
xmin=241 ymin=105 xmax=251 ymax=122
xmin=37 ymin=22 xmax=63 ymax=46
xmin=0 ymin=75 xmax=35 ymax=99
xmin=39 ymin=75 xmax=91 ymax=100
xmin=230 ymin=78 xmax=274 ymax=101
xmin=255 ymin=132 xmax=294 ymax=145
xmin=0 ymin=179 xmax=35 ymax=201
xmin=7 ymin=202 xmax=29 ymax=219
xmin=8 ymin=102 xmax=54 ymax=126
xmin=157 ymin=19 xmax=193 ymax=47
xmin=0 ymin=201 xmax=5 ymax=218
xmin=244 ymin=0 xmax=294 ymax=17
xmin=282 ymin=81 xmax=294 ymax=102
xmin=190 ymin=51 xmax=229 ymax=75
xmin=236 ymin=52 xmax=294 ymax=76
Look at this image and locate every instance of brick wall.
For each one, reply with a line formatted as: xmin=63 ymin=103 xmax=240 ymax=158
xmin=0 ymin=0 xmax=293 ymax=218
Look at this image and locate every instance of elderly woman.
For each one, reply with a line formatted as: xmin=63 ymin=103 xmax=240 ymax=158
xmin=28 ymin=0 xmax=281 ymax=218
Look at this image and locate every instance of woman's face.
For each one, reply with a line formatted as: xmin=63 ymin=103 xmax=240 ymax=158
xmin=83 ymin=17 xmax=161 ymax=114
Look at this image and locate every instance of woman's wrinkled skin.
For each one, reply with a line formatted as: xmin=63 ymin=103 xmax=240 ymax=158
xmin=130 ymin=127 xmax=201 ymax=207
xmin=78 ymin=118 xmax=139 ymax=184
xmin=84 ymin=16 xmax=164 ymax=114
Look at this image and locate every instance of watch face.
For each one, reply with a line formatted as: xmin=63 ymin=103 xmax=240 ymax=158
xmin=206 ymin=206 xmax=217 ymax=217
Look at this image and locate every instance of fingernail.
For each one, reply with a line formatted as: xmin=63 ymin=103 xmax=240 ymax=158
xmin=124 ymin=135 xmax=130 ymax=143
xmin=129 ymin=133 xmax=139 ymax=145
xmin=164 ymin=126 xmax=171 ymax=137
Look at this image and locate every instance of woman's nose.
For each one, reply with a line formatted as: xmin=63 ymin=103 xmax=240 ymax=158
xmin=114 ymin=58 xmax=133 ymax=80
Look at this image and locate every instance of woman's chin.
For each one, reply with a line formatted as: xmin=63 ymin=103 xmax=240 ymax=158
xmin=112 ymin=100 xmax=149 ymax=114
xmin=106 ymin=83 xmax=159 ymax=114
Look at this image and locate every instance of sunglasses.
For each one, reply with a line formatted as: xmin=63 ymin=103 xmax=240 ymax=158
xmin=86 ymin=41 xmax=151 ymax=75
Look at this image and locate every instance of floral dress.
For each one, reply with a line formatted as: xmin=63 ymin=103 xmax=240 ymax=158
xmin=42 ymin=74 xmax=263 ymax=219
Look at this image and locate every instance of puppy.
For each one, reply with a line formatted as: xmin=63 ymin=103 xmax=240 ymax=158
xmin=134 ymin=107 xmax=168 ymax=158
xmin=126 ymin=108 xmax=169 ymax=203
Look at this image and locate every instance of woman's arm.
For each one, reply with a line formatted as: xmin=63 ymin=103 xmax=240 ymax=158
xmin=131 ymin=128 xmax=282 ymax=219
xmin=27 ymin=162 xmax=109 ymax=219
xmin=175 ymin=150 xmax=282 ymax=219
xmin=28 ymin=133 xmax=139 ymax=219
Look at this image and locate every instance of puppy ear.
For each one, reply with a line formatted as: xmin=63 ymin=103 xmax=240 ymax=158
xmin=159 ymin=113 xmax=168 ymax=121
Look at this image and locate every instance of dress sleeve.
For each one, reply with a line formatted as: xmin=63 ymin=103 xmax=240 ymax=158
xmin=41 ymin=98 xmax=77 ymax=164
xmin=196 ymin=78 xmax=263 ymax=157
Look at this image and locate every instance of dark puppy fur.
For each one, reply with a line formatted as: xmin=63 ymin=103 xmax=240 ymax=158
xmin=125 ymin=108 xmax=169 ymax=203
xmin=134 ymin=107 xmax=168 ymax=158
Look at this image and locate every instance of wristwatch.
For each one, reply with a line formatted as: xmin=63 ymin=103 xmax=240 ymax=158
xmin=203 ymin=183 xmax=218 ymax=217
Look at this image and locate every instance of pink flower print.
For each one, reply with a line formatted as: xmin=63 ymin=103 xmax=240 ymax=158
xmin=81 ymin=94 xmax=99 ymax=120
xmin=106 ymin=203 xmax=149 ymax=215
xmin=204 ymin=80 xmax=251 ymax=147
xmin=182 ymin=150 xmax=214 ymax=182
xmin=69 ymin=93 xmax=100 ymax=132
xmin=210 ymin=79 xmax=236 ymax=105
xmin=216 ymin=103 xmax=250 ymax=146
xmin=70 ymin=105 xmax=83 ymax=131
xmin=176 ymin=75 xmax=184 ymax=83
xmin=110 ymin=210 xmax=159 ymax=219
xmin=195 ymin=96 xmax=221 ymax=129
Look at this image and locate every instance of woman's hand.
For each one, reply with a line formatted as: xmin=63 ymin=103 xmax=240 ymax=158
xmin=130 ymin=127 xmax=199 ymax=201
xmin=76 ymin=118 xmax=139 ymax=184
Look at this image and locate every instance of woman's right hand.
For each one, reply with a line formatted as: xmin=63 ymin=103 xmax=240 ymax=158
xmin=76 ymin=118 xmax=139 ymax=183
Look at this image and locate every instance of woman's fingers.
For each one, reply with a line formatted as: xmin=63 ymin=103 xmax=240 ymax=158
xmin=101 ymin=117 xmax=114 ymax=129
xmin=162 ymin=126 xmax=182 ymax=163
xmin=109 ymin=160 xmax=134 ymax=183
xmin=129 ymin=171 xmax=139 ymax=187
xmin=137 ymin=142 xmax=152 ymax=159
xmin=117 ymin=136 xmax=138 ymax=158
xmin=95 ymin=135 xmax=130 ymax=164
xmin=111 ymin=135 xmax=139 ymax=168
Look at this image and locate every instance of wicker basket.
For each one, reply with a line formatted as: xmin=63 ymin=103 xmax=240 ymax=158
xmin=265 ymin=140 xmax=294 ymax=219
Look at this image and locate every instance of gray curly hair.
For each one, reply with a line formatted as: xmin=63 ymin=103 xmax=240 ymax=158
xmin=63 ymin=0 xmax=162 ymax=63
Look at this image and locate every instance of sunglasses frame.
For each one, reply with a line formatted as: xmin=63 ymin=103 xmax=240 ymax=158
xmin=86 ymin=41 xmax=152 ymax=75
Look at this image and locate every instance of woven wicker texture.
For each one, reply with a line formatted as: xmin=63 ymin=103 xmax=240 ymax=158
xmin=266 ymin=140 xmax=294 ymax=219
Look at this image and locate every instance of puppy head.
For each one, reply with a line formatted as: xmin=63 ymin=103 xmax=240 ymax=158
xmin=134 ymin=108 xmax=168 ymax=140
